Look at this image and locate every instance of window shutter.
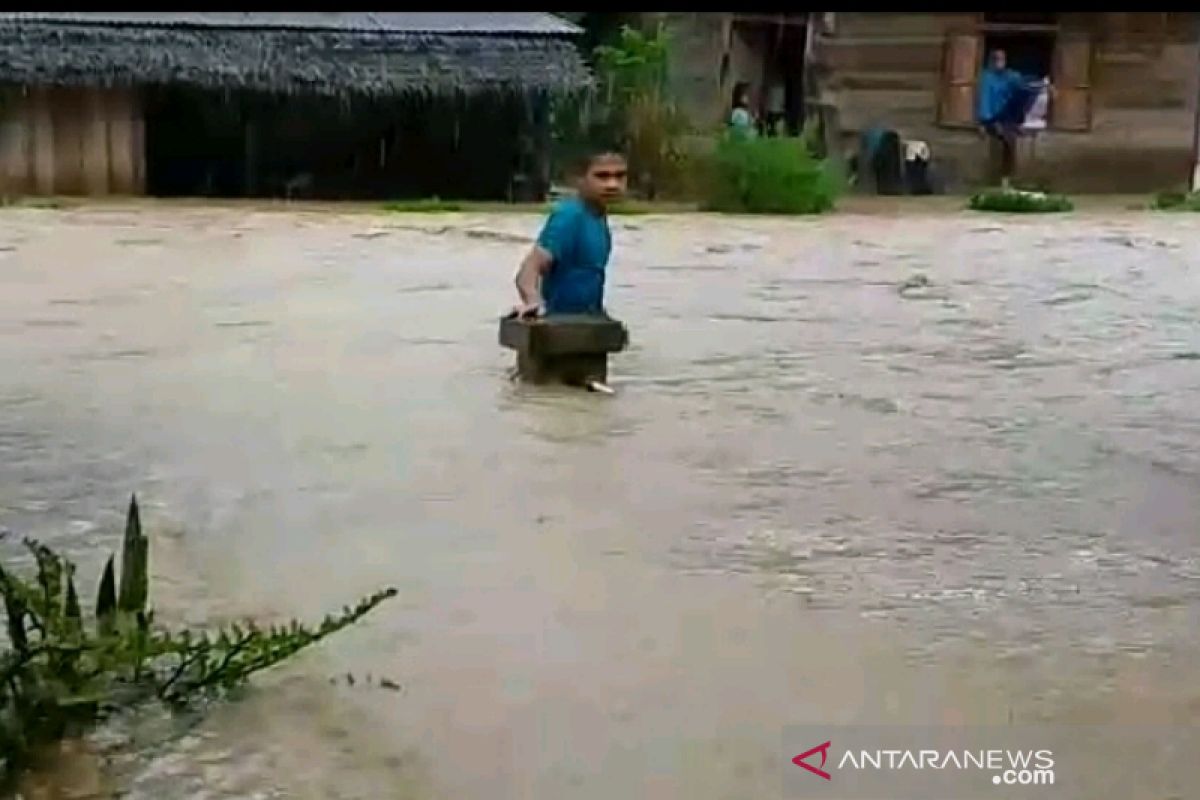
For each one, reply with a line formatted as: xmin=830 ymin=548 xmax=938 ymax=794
xmin=938 ymin=32 xmax=982 ymax=127
xmin=1051 ymin=35 xmax=1093 ymax=131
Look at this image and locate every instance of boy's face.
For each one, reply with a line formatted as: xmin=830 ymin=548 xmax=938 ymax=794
xmin=578 ymin=154 xmax=628 ymax=207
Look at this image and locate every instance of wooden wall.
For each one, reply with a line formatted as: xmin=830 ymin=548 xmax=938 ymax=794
xmin=654 ymin=12 xmax=731 ymax=129
xmin=0 ymin=86 xmax=145 ymax=198
xmin=816 ymin=12 xmax=1200 ymax=192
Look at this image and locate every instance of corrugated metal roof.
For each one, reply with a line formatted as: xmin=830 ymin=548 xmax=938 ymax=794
xmin=0 ymin=12 xmax=580 ymax=36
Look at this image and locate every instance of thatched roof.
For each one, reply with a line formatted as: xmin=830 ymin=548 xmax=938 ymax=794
xmin=0 ymin=12 xmax=590 ymax=98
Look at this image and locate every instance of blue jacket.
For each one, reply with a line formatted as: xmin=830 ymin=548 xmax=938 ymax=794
xmin=977 ymin=67 xmax=1027 ymax=124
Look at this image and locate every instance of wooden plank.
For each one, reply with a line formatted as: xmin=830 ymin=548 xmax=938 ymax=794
xmin=817 ymin=41 xmax=943 ymax=73
xmin=107 ymin=89 xmax=135 ymax=194
xmin=0 ymin=91 xmax=31 ymax=197
xmin=51 ymin=88 xmax=86 ymax=195
xmin=938 ymin=32 xmax=982 ymax=127
xmin=835 ymin=12 xmax=975 ymax=38
xmin=835 ymin=70 xmax=939 ymax=93
xmin=730 ymin=12 xmax=807 ymax=28
xmin=82 ymin=87 xmax=110 ymax=195
xmin=1052 ymin=36 xmax=1094 ymax=131
xmin=836 ymin=89 xmax=939 ymax=130
xmin=131 ymin=90 xmax=145 ymax=195
xmin=31 ymin=87 xmax=55 ymax=196
xmin=1055 ymin=37 xmax=1093 ymax=85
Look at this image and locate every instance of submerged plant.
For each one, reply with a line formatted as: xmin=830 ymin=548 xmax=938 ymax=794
xmin=0 ymin=495 xmax=396 ymax=782
xmin=1151 ymin=189 xmax=1200 ymax=211
xmin=968 ymin=187 xmax=1073 ymax=213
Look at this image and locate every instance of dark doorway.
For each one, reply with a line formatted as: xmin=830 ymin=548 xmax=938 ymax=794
xmin=763 ymin=21 xmax=807 ymax=136
xmin=729 ymin=14 xmax=807 ymax=137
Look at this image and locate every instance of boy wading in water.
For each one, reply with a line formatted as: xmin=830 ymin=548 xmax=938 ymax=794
xmin=512 ymin=149 xmax=628 ymax=319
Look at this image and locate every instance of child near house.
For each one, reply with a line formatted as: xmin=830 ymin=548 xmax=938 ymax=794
xmin=510 ymin=147 xmax=628 ymax=319
xmin=728 ymin=82 xmax=758 ymax=139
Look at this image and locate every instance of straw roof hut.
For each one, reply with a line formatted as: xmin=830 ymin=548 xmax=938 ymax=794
xmin=0 ymin=13 xmax=589 ymax=198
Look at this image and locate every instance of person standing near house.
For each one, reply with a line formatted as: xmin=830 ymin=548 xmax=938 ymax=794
xmin=511 ymin=148 xmax=628 ymax=319
xmin=728 ymin=82 xmax=758 ymax=139
xmin=976 ymin=48 xmax=1041 ymax=187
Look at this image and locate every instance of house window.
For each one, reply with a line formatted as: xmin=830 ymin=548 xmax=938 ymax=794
xmin=937 ymin=13 xmax=1093 ymax=132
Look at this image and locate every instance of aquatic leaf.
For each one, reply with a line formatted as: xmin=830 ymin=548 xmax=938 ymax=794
xmin=117 ymin=494 xmax=148 ymax=614
xmin=96 ymin=557 xmax=117 ymax=635
xmin=0 ymin=567 xmax=29 ymax=653
xmin=64 ymin=574 xmax=82 ymax=634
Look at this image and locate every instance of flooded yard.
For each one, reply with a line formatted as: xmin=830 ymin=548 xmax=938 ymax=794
xmin=2 ymin=202 xmax=1199 ymax=798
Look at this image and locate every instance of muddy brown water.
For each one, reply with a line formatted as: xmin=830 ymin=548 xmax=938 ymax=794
xmin=1 ymin=204 xmax=1198 ymax=798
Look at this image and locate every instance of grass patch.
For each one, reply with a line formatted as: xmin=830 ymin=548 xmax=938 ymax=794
xmin=968 ymin=187 xmax=1073 ymax=213
xmin=1150 ymin=190 xmax=1200 ymax=211
xmin=607 ymin=200 xmax=694 ymax=215
xmin=1 ymin=196 xmax=65 ymax=210
xmin=381 ymin=197 xmax=465 ymax=214
xmin=700 ymin=134 xmax=840 ymax=215
xmin=379 ymin=197 xmax=694 ymax=217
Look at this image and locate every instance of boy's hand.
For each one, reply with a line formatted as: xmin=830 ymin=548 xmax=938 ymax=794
xmin=509 ymin=300 xmax=543 ymax=320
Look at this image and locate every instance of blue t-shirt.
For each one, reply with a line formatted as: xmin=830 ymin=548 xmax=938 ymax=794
xmin=536 ymin=197 xmax=612 ymax=315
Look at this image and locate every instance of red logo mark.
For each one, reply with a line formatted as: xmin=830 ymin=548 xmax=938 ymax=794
xmin=793 ymin=741 xmax=832 ymax=780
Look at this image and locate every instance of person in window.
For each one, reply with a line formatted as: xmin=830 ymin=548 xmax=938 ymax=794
xmin=728 ymin=82 xmax=758 ymax=140
xmin=976 ymin=48 xmax=1043 ymax=188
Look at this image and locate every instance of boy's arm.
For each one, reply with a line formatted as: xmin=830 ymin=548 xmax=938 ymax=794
xmin=514 ymin=245 xmax=552 ymax=308
xmin=513 ymin=204 xmax=575 ymax=310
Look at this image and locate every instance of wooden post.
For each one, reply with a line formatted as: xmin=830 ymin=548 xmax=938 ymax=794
xmin=82 ymin=87 xmax=110 ymax=195
xmin=131 ymin=91 xmax=146 ymax=195
xmin=107 ymin=89 xmax=135 ymax=195
xmin=31 ymin=87 xmax=55 ymax=196
xmin=0 ymin=89 xmax=31 ymax=198
xmin=52 ymin=87 xmax=86 ymax=195
xmin=499 ymin=314 xmax=630 ymax=387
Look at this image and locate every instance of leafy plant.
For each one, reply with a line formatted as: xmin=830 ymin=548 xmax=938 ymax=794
xmin=701 ymin=125 xmax=842 ymax=215
xmin=582 ymin=24 xmax=690 ymax=199
xmin=0 ymin=495 xmax=396 ymax=783
xmin=593 ymin=25 xmax=671 ymax=109
xmin=968 ymin=187 xmax=1073 ymax=213
xmin=1151 ymin=189 xmax=1200 ymax=211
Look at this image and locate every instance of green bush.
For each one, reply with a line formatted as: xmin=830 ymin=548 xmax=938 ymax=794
xmin=1151 ymin=190 xmax=1200 ymax=211
xmin=968 ymin=187 xmax=1073 ymax=213
xmin=701 ymin=133 xmax=841 ymax=215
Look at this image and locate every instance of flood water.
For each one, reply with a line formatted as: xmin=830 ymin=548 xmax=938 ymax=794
xmin=1 ymin=203 xmax=1198 ymax=798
